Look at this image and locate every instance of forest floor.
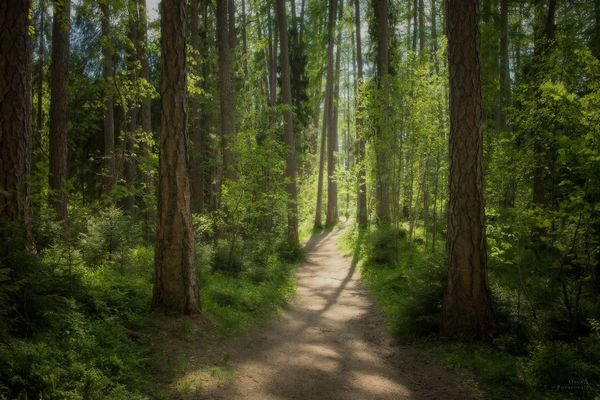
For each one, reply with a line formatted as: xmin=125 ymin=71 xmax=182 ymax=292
xmin=151 ymin=226 xmax=480 ymax=400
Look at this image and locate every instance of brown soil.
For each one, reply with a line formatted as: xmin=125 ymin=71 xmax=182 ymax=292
xmin=193 ymin=227 xmax=481 ymax=400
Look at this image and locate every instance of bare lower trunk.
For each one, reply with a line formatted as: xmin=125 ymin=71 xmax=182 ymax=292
xmin=152 ymin=0 xmax=199 ymax=314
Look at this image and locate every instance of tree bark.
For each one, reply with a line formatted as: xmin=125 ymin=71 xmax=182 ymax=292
xmin=152 ymin=0 xmax=199 ymax=314
xmin=0 ymin=0 xmax=35 ymax=254
xmin=354 ymin=0 xmax=367 ymax=228
xmin=443 ymin=0 xmax=493 ymax=340
xmin=101 ymin=1 xmax=115 ymax=195
xmin=35 ymin=0 xmax=45 ymax=162
xmin=49 ymin=0 xmax=70 ymax=221
xmin=124 ymin=0 xmax=139 ymax=216
xmin=137 ymin=0 xmax=154 ymax=239
xmin=374 ymin=0 xmax=390 ymax=224
xmin=412 ymin=0 xmax=418 ymax=51
xmin=418 ymin=0 xmax=425 ymax=54
xmin=276 ymin=0 xmax=300 ymax=247
xmin=327 ymin=0 xmax=343 ymax=226
xmin=531 ymin=0 xmax=556 ymax=205
xmin=189 ymin=0 xmax=207 ymax=213
xmin=217 ymin=0 xmax=236 ymax=182
xmin=315 ymin=0 xmax=338 ymax=229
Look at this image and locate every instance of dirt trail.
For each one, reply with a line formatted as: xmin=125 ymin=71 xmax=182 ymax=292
xmin=201 ymin=227 xmax=479 ymax=400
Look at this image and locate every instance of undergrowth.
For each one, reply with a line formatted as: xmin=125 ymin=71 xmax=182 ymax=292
xmin=0 ymin=205 xmax=299 ymax=400
xmin=341 ymin=223 xmax=600 ymax=400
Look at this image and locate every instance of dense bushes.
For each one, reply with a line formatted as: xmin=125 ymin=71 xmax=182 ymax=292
xmin=0 ymin=203 xmax=299 ymax=399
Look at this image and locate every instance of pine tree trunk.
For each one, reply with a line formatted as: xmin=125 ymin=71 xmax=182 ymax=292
xmin=217 ymin=0 xmax=236 ymax=182
xmin=418 ymin=0 xmax=425 ymax=54
xmin=35 ymin=0 xmax=45 ymax=163
xmin=152 ymin=0 xmax=199 ymax=314
xmin=0 ymin=0 xmax=35 ymax=254
xmin=315 ymin=0 xmax=338 ymax=229
xmin=137 ymin=0 xmax=154 ymax=240
xmin=275 ymin=0 xmax=300 ymax=247
xmin=374 ymin=0 xmax=390 ymax=224
xmin=412 ymin=0 xmax=418 ymax=51
xmin=124 ymin=0 xmax=139 ymax=217
xmin=189 ymin=0 xmax=206 ymax=213
xmin=354 ymin=0 xmax=367 ymax=227
xmin=49 ymin=0 xmax=70 ymax=221
xmin=443 ymin=0 xmax=493 ymax=340
xmin=327 ymin=0 xmax=343 ymax=226
xmin=101 ymin=2 xmax=116 ymax=195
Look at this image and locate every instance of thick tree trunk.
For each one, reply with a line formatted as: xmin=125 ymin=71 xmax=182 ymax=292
xmin=152 ymin=0 xmax=199 ymax=314
xmin=49 ymin=0 xmax=70 ymax=221
xmin=101 ymin=2 xmax=116 ymax=195
xmin=374 ymin=0 xmax=390 ymax=224
xmin=276 ymin=0 xmax=300 ymax=247
xmin=0 ymin=0 xmax=35 ymax=254
xmin=327 ymin=0 xmax=343 ymax=226
xmin=217 ymin=0 xmax=236 ymax=182
xmin=443 ymin=0 xmax=493 ymax=340
xmin=315 ymin=0 xmax=338 ymax=229
xmin=354 ymin=0 xmax=367 ymax=227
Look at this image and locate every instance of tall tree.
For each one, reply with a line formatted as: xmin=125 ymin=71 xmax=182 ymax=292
xmin=124 ymin=0 xmax=139 ymax=216
xmin=531 ymin=0 xmax=557 ymax=205
xmin=217 ymin=0 xmax=236 ymax=182
xmin=276 ymin=0 xmax=300 ymax=247
xmin=49 ymin=0 xmax=71 ymax=221
xmin=327 ymin=0 xmax=343 ymax=226
xmin=355 ymin=0 xmax=367 ymax=227
xmin=373 ymin=0 xmax=391 ymax=224
xmin=498 ymin=0 xmax=509 ymax=131
xmin=315 ymin=0 xmax=338 ymax=229
xmin=443 ymin=0 xmax=493 ymax=339
xmin=0 ymin=0 xmax=34 ymax=254
xmin=152 ymin=0 xmax=199 ymax=313
xmin=100 ymin=1 xmax=115 ymax=195
xmin=35 ymin=0 xmax=46 ymax=160
xmin=418 ymin=0 xmax=425 ymax=53
xmin=137 ymin=0 xmax=154 ymax=238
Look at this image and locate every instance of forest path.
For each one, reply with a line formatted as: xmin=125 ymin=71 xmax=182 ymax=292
xmin=200 ymin=227 xmax=478 ymax=400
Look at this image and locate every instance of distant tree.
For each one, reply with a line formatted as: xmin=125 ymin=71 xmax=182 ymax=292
xmin=152 ymin=0 xmax=199 ymax=314
xmin=100 ymin=1 xmax=116 ymax=195
xmin=217 ymin=0 xmax=236 ymax=183
xmin=49 ymin=0 xmax=71 ymax=220
xmin=354 ymin=0 xmax=368 ymax=228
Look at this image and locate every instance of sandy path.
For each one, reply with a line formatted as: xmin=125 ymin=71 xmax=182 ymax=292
xmin=201 ymin=228 xmax=479 ymax=400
